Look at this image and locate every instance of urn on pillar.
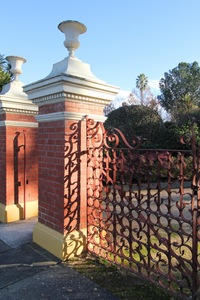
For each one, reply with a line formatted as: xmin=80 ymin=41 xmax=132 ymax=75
xmin=1 ymin=55 xmax=27 ymax=96
xmin=6 ymin=56 xmax=26 ymax=81
xmin=45 ymin=19 xmax=102 ymax=81
xmin=58 ymin=20 xmax=87 ymax=58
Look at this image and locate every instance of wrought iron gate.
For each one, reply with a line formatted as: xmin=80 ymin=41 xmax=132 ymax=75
xmin=86 ymin=117 xmax=200 ymax=300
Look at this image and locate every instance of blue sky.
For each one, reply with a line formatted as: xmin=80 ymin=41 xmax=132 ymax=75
xmin=1 ymin=0 xmax=200 ymax=93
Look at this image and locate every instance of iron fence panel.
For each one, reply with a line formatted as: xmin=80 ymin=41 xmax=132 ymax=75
xmin=86 ymin=118 xmax=200 ymax=300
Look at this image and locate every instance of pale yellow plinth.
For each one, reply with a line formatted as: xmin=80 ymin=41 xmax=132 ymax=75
xmin=0 ymin=201 xmax=38 ymax=223
xmin=33 ymin=222 xmax=87 ymax=260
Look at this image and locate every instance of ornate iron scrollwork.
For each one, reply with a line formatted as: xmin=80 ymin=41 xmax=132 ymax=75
xmin=87 ymin=118 xmax=200 ymax=299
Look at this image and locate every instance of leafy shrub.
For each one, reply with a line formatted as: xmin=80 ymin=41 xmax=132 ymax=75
xmin=104 ymin=105 xmax=164 ymax=149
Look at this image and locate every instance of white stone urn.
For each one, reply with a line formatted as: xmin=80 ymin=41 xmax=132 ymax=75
xmin=6 ymin=56 xmax=26 ymax=81
xmin=58 ymin=20 xmax=87 ymax=58
xmin=45 ymin=19 xmax=101 ymax=81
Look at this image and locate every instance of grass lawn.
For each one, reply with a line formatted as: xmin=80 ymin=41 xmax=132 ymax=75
xmin=66 ymin=254 xmax=178 ymax=300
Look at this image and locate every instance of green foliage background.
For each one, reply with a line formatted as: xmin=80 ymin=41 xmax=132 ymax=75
xmin=104 ymin=105 xmax=200 ymax=150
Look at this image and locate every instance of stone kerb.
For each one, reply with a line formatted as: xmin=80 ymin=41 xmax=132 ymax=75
xmin=0 ymin=56 xmax=38 ymax=222
xmin=23 ymin=20 xmax=119 ymax=259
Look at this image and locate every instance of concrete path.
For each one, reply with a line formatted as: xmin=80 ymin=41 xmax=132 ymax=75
xmin=0 ymin=218 xmax=118 ymax=300
xmin=0 ymin=218 xmax=36 ymax=248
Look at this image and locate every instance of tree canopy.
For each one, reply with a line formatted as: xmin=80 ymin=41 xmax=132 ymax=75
xmin=104 ymin=66 xmax=200 ymax=150
xmin=158 ymin=61 xmax=200 ymax=121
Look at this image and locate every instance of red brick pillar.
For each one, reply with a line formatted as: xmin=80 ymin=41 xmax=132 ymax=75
xmin=0 ymin=56 xmax=38 ymax=222
xmin=24 ymin=20 xmax=119 ymax=259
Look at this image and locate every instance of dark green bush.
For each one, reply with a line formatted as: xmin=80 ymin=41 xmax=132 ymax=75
xmin=104 ymin=105 xmax=164 ymax=149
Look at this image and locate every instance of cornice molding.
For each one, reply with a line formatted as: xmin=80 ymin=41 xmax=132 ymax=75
xmin=0 ymin=120 xmax=38 ymax=128
xmin=0 ymin=107 xmax=38 ymax=115
xmin=32 ymin=92 xmax=109 ymax=107
xmin=36 ymin=111 xmax=107 ymax=123
xmin=33 ymin=92 xmax=64 ymax=104
xmin=0 ymin=96 xmax=38 ymax=115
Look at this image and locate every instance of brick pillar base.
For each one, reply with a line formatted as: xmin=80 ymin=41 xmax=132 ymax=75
xmin=32 ymin=114 xmax=88 ymax=259
xmin=33 ymin=222 xmax=87 ymax=259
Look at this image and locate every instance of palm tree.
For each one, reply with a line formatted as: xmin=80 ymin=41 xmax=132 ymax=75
xmin=136 ymin=74 xmax=148 ymax=105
